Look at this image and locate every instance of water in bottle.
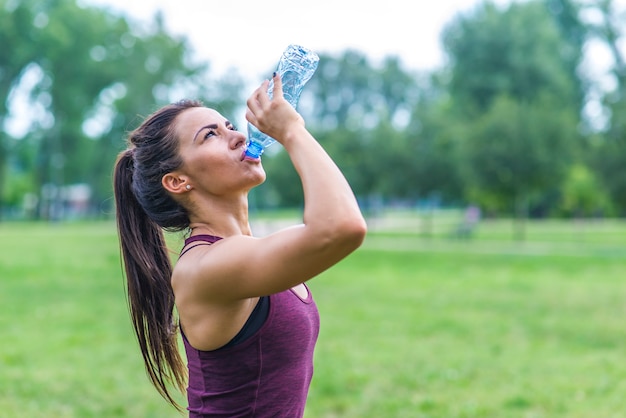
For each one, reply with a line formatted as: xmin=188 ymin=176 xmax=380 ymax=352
xmin=245 ymin=44 xmax=320 ymax=159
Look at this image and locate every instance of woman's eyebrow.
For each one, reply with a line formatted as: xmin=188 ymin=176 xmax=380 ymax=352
xmin=193 ymin=124 xmax=218 ymax=142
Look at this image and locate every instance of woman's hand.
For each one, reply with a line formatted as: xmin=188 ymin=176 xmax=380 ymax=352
xmin=245 ymin=73 xmax=304 ymax=143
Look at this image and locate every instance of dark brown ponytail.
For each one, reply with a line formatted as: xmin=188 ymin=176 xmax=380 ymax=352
xmin=113 ymin=100 xmax=203 ymax=411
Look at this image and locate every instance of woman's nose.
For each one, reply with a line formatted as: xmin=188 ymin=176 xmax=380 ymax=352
xmin=229 ymin=129 xmax=247 ymax=148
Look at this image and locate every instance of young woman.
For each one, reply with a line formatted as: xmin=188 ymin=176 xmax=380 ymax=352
xmin=113 ymin=74 xmax=367 ymax=417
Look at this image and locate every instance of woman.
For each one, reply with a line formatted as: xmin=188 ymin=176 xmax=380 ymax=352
xmin=113 ymin=73 xmax=367 ymax=417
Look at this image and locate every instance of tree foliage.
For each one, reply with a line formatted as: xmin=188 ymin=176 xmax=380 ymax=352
xmin=440 ymin=0 xmax=589 ymax=232
xmin=1 ymin=0 xmax=626 ymax=220
xmin=584 ymin=0 xmax=626 ymax=214
xmin=0 ymin=0 xmax=244 ymax=219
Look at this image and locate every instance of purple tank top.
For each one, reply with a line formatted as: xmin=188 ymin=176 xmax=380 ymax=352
xmin=183 ymin=286 xmax=320 ymax=417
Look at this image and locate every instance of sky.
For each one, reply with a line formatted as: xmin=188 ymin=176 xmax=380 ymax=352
xmin=82 ymin=0 xmax=512 ymax=84
xmin=20 ymin=0 xmax=509 ymax=136
xmin=6 ymin=0 xmax=624 ymax=136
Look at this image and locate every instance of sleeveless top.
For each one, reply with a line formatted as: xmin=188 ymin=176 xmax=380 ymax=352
xmin=179 ymin=235 xmax=321 ymax=418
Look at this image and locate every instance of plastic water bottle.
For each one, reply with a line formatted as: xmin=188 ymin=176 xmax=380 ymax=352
xmin=245 ymin=44 xmax=320 ymax=159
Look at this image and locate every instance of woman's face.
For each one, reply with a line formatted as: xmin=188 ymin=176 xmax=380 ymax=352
xmin=173 ymin=107 xmax=266 ymax=197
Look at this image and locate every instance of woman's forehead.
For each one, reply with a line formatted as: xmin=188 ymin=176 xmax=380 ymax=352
xmin=178 ymin=107 xmax=225 ymax=128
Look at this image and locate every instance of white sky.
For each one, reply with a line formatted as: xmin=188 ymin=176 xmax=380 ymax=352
xmin=81 ymin=0 xmax=624 ymax=96
xmin=83 ymin=0 xmax=511 ymax=83
xmin=6 ymin=0 xmax=624 ymax=136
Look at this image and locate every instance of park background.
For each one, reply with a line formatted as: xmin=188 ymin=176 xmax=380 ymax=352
xmin=1 ymin=0 xmax=626 ymax=417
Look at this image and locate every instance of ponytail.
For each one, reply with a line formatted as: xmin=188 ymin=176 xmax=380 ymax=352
xmin=113 ymin=149 xmax=186 ymax=411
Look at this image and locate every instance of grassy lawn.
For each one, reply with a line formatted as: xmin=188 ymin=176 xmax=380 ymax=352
xmin=1 ymin=215 xmax=625 ymax=417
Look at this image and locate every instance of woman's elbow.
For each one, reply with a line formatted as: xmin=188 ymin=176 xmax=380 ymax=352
xmin=339 ymin=216 xmax=368 ymax=249
xmin=310 ymin=212 xmax=367 ymax=252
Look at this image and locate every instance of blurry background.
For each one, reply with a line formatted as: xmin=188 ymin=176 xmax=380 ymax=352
xmin=1 ymin=0 xmax=625 ymax=230
xmin=2 ymin=1 xmax=626 ymax=417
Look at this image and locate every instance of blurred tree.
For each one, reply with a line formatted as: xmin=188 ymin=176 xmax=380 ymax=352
xmin=462 ymin=95 xmax=577 ymax=238
xmin=589 ymin=133 xmax=626 ymax=214
xmin=32 ymin=2 xmax=205 ymax=218
xmin=443 ymin=1 xmax=583 ymax=113
xmin=4 ymin=0 xmax=623 ymax=220
xmin=559 ymin=163 xmax=612 ymax=217
xmin=0 ymin=0 xmax=243 ymax=219
xmin=405 ymin=73 xmax=465 ymax=205
xmin=304 ymin=51 xmax=418 ymax=133
xmin=0 ymin=0 xmax=38 ymax=219
xmin=585 ymin=0 xmax=626 ymax=213
xmin=546 ymin=0 xmax=588 ymax=114
xmin=305 ymin=50 xmax=378 ymax=131
xmin=261 ymin=51 xmax=420 ymax=208
xmin=255 ymin=126 xmax=369 ymax=209
xmin=441 ymin=0 xmax=584 ymax=236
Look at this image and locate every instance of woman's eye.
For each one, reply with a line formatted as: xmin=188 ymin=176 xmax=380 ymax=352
xmin=203 ymin=130 xmax=216 ymax=140
xmin=229 ymin=125 xmax=238 ymax=131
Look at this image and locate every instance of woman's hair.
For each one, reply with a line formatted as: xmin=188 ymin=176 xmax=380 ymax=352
xmin=113 ymin=99 xmax=203 ymax=410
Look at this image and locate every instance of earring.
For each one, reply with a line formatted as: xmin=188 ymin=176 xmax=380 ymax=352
xmin=185 ymin=184 xmax=191 ymax=191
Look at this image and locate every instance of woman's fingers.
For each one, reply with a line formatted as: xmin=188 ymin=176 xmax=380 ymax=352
xmin=245 ymin=73 xmax=294 ymax=134
xmin=245 ymin=80 xmax=270 ymax=126
xmin=247 ymin=80 xmax=269 ymax=111
xmin=272 ymin=72 xmax=284 ymax=101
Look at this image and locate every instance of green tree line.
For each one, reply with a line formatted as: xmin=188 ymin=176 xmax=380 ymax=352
xmin=1 ymin=0 xmax=625 ymax=222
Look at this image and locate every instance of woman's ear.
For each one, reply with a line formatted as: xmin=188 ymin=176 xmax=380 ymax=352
xmin=162 ymin=172 xmax=190 ymax=195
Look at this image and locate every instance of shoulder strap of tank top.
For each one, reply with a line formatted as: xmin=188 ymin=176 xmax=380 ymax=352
xmin=180 ymin=234 xmax=223 ymax=257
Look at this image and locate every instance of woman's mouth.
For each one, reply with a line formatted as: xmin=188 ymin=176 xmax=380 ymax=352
xmin=241 ymin=148 xmax=260 ymax=162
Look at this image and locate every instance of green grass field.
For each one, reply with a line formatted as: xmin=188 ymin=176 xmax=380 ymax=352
xmin=1 ymin=213 xmax=625 ymax=417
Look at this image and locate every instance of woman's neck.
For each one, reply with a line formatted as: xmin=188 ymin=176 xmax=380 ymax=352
xmin=187 ymin=193 xmax=252 ymax=238
xmin=188 ymin=210 xmax=252 ymax=238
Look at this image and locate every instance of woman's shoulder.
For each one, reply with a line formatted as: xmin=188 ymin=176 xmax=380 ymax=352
xmin=171 ymin=234 xmax=254 ymax=300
